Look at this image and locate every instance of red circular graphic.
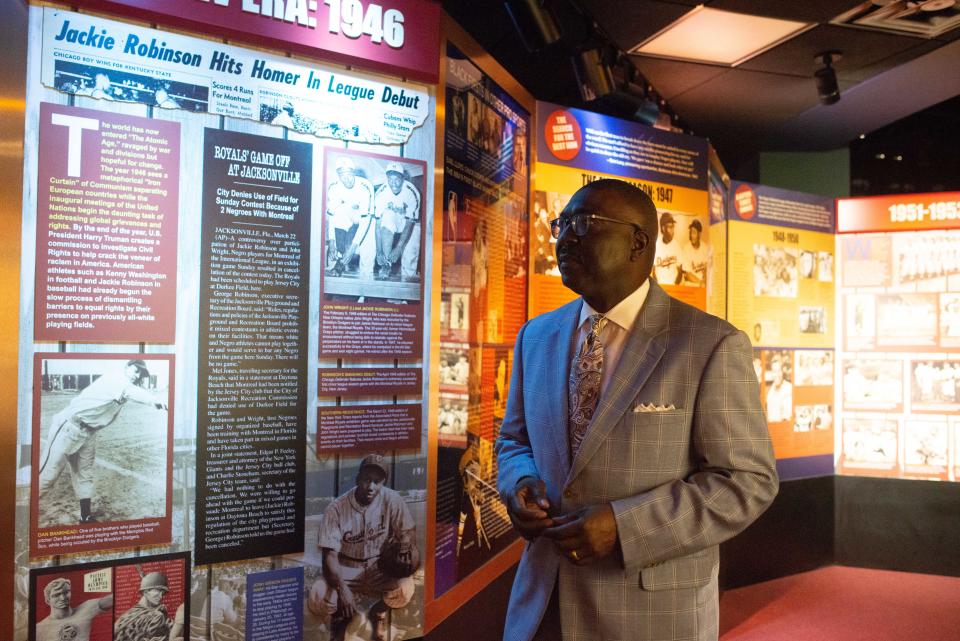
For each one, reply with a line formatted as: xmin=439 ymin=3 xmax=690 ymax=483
xmin=734 ymin=184 xmax=757 ymax=219
xmin=543 ymin=110 xmax=583 ymax=161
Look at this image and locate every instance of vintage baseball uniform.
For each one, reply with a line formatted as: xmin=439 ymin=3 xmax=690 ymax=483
xmin=374 ymin=180 xmax=421 ymax=278
xmin=653 ymin=237 xmax=682 ymax=285
xmin=311 ymin=485 xmax=416 ymax=618
xmin=39 ymin=372 xmax=159 ymax=499
xmin=681 ymin=241 xmax=710 ymax=287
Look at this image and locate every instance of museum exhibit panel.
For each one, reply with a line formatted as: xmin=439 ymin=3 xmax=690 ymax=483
xmin=2 ymin=1 xmax=960 ymax=640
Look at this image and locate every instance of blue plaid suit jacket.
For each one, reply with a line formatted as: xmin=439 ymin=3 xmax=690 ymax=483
xmin=496 ymin=280 xmax=778 ymax=641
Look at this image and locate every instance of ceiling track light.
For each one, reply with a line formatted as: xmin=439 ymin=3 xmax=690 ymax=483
xmin=571 ymin=46 xmax=615 ymax=102
xmin=814 ymin=50 xmax=842 ymax=106
xmin=504 ymin=0 xmax=563 ymax=53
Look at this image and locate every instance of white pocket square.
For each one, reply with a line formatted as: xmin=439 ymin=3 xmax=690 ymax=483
xmin=632 ymin=403 xmax=677 ymax=413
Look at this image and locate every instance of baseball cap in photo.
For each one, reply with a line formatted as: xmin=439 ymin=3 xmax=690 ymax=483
xmin=385 ymin=162 xmax=404 ymax=176
xmin=127 ymin=359 xmax=150 ymax=376
xmin=689 ymin=219 xmax=702 ymax=232
xmin=660 ymin=212 xmax=676 ymax=225
xmin=336 ymin=157 xmax=356 ymax=172
xmin=360 ymin=453 xmax=389 ymax=478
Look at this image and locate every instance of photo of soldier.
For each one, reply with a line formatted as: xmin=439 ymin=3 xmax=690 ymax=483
xmin=114 ymin=570 xmax=185 ymax=641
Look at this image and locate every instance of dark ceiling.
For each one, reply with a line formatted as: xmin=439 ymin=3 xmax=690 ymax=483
xmin=445 ymin=1 xmax=960 ymax=178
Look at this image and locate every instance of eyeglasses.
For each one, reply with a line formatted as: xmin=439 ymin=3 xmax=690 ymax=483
xmin=549 ymin=213 xmax=643 ymax=239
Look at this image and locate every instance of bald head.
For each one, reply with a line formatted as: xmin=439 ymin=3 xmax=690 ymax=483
xmin=581 ymin=178 xmax=658 ymax=242
xmin=555 ymin=179 xmax=658 ymax=311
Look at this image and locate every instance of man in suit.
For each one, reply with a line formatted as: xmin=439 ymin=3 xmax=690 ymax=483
xmin=496 ymin=179 xmax=778 ymax=641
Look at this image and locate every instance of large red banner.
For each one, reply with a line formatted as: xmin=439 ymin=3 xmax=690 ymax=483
xmin=838 ymin=191 xmax=960 ymax=233
xmin=73 ymin=0 xmax=441 ymax=84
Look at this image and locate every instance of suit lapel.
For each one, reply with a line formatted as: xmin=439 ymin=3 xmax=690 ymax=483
xmin=566 ymin=281 xmax=672 ymax=484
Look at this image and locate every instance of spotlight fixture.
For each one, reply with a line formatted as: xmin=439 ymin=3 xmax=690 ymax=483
xmin=504 ymin=0 xmax=563 ymax=53
xmin=571 ymin=46 xmax=615 ymax=102
xmin=814 ymin=51 xmax=842 ymax=106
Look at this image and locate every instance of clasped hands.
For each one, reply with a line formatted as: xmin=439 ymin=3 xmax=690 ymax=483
xmin=507 ymin=477 xmax=617 ymax=565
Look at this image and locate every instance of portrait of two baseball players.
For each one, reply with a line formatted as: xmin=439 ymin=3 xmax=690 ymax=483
xmin=308 ymin=453 xmax=420 ymax=641
xmin=325 ymin=156 xmax=422 ymax=283
xmin=37 ymin=358 xmax=169 ymax=525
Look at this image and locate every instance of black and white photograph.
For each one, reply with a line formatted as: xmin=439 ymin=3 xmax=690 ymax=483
xmin=893 ymin=231 xmax=960 ymax=285
xmin=841 ymin=418 xmax=898 ymax=469
xmin=33 ymin=356 xmax=171 ymax=528
xmin=795 ymin=350 xmax=834 ymax=387
xmin=911 ymin=360 xmax=960 ymax=410
xmin=54 ymin=59 xmax=208 ymax=111
xmin=532 ymin=191 xmax=565 ymax=276
xmin=762 ymin=349 xmax=793 ymax=423
xmin=793 ymin=404 xmax=833 ymax=432
xmin=439 ymin=345 xmax=470 ymax=389
xmin=799 ymin=306 xmax=828 ymax=334
xmin=322 ymin=150 xmax=425 ymax=304
xmin=939 ymin=292 xmax=960 ymax=347
xmin=438 ymin=395 xmax=469 ymax=441
xmin=449 ymin=292 xmax=469 ymax=333
xmin=876 ymin=293 xmax=938 ymax=347
xmin=306 ymin=453 xmax=421 ymax=641
xmin=817 ymin=251 xmax=834 ymax=282
xmin=753 ymin=244 xmax=798 ymax=297
xmin=842 ymin=359 xmax=904 ymax=410
xmin=845 ymin=293 xmax=876 ymax=343
xmin=904 ymin=420 xmax=948 ymax=470
xmin=799 ymin=250 xmax=817 ymax=279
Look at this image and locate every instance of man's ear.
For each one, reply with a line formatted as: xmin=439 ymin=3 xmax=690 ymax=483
xmin=632 ymin=229 xmax=650 ymax=257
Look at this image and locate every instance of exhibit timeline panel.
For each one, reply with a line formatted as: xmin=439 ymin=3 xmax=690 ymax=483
xmin=14 ymin=3 xmax=438 ymax=641
xmin=432 ymin=42 xmax=530 ymax=603
xmin=836 ymin=192 xmax=960 ymax=482
xmin=532 ymin=102 xmax=713 ymax=316
xmin=727 ymin=181 xmax=836 ymax=480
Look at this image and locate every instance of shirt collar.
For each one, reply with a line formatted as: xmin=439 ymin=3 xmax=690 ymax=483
xmin=579 ymin=278 xmax=651 ymax=333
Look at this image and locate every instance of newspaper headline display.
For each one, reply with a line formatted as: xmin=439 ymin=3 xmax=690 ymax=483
xmin=42 ymin=8 xmax=429 ymax=146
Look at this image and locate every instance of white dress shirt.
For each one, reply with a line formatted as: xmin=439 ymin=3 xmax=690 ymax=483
xmin=574 ymin=278 xmax=651 ymax=398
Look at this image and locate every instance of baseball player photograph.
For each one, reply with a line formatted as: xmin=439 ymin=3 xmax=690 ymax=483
xmin=33 ymin=575 xmax=113 ymax=641
xmin=33 ymin=356 xmax=171 ymax=528
xmin=322 ymin=150 xmax=425 ymax=305
xmin=307 ymin=454 xmax=420 ymax=641
xmin=374 ymin=162 xmax=422 ymax=283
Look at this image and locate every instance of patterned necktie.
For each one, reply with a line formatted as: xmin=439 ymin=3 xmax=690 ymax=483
xmin=568 ymin=314 xmax=607 ymax=457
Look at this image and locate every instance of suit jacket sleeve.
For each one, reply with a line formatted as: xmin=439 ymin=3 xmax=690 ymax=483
xmin=495 ymin=322 xmax=541 ymax=499
xmin=611 ymin=329 xmax=778 ymax=569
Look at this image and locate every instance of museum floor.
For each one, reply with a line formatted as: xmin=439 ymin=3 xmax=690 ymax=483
xmin=720 ymin=565 xmax=960 ymax=641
